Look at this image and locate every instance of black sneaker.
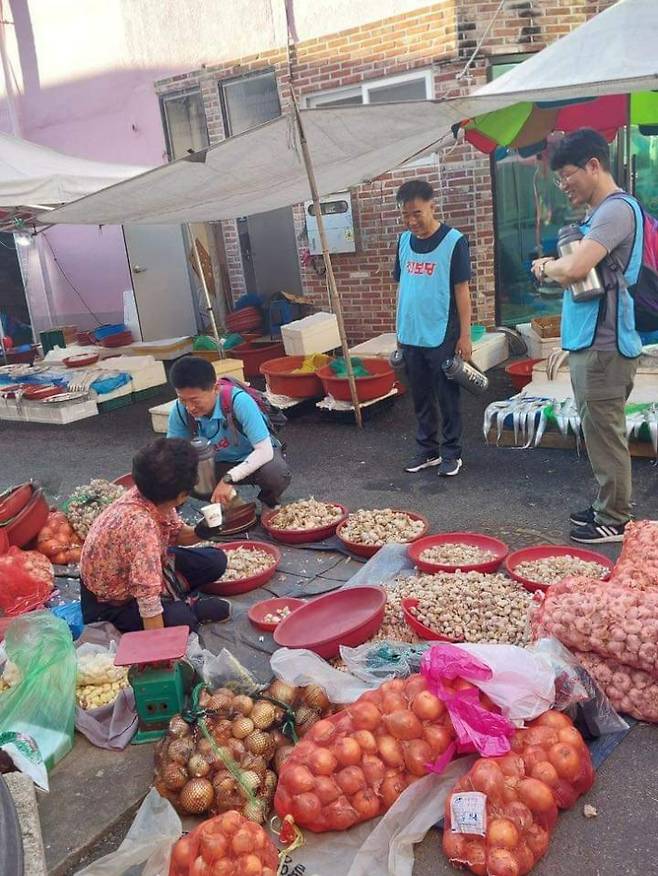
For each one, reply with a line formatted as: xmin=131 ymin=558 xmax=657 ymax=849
xmin=570 ymin=521 xmax=626 ymax=544
xmin=404 ymin=453 xmax=441 ymax=473
xmin=570 ymin=506 xmax=596 ymax=527
xmin=438 ymin=458 xmax=463 ymax=477
xmin=194 ymin=597 xmax=232 ymax=624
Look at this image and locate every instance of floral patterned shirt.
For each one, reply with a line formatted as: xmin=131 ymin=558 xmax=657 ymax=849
xmin=80 ymin=487 xmax=183 ymax=618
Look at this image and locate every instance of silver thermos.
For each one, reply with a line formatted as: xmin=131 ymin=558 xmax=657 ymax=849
xmin=557 ymin=225 xmax=605 ymax=302
xmin=442 ymin=355 xmax=489 ymax=396
xmin=191 ymin=437 xmax=217 ymax=498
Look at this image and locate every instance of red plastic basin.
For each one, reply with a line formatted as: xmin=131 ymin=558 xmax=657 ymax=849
xmin=99 ymin=331 xmax=133 ymax=348
xmin=0 ymin=483 xmax=34 ymax=525
xmin=3 ymin=487 xmax=50 ymax=548
xmin=63 ymin=352 xmax=100 ymax=368
xmin=232 ymin=341 xmax=285 ymax=378
xmin=248 ymin=597 xmax=306 ymax=632
xmin=317 ymin=358 xmax=395 ymax=402
xmin=260 ymin=356 xmax=325 ymax=398
xmin=402 ymin=598 xmax=456 ymax=642
xmin=408 ymin=532 xmax=509 ymax=574
xmin=504 ymin=545 xmax=614 ymax=593
xmin=261 ymin=503 xmax=348 ymax=545
xmin=336 ymin=511 xmax=429 ymax=558
xmin=505 ymin=358 xmax=541 ymax=392
xmin=273 ymin=585 xmax=387 ymax=658
xmin=201 ymin=541 xmax=281 ymax=596
xmin=113 ymin=473 xmax=135 ymax=489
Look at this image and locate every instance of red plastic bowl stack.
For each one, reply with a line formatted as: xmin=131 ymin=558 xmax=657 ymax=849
xmin=226 ymin=306 xmax=263 ymax=335
xmin=0 ymin=483 xmax=50 ymax=548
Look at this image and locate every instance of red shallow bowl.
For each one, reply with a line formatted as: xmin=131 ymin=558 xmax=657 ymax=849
xmin=261 ymin=503 xmax=348 ymax=545
xmin=408 ymin=532 xmax=509 ymax=574
xmin=248 ymin=597 xmax=306 ymax=632
xmin=4 ymin=487 xmax=50 ymax=548
xmin=63 ymin=353 xmax=100 ymax=368
xmin=274 ymin=585 xmax=387 ymax=659
xmin=23 ymin=384 xmax=65 ymax=401
xmin=0 ymin=483 xmax=34 ymax=525
xmin=336 ymin=511 xmax=429 ymax=558
xmin=402 ymin=597 xmax=456 ymax=642
xmin=505 ymin=358 xmax=542 ymax=392
xmin=113 ymin=473 xmax=135 ymax=489
xmin=201 ymin=540 xmax=281 ymax=596
xmin=504 ymin=545 xmax=614 ymax=593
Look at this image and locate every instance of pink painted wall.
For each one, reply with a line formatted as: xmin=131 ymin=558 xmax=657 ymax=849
xmin=0 ymin=0 xmax=438 ymax=331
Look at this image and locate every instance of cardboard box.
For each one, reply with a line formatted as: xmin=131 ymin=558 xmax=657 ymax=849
xmin=531 ymin=315 xmax=561 ymax=338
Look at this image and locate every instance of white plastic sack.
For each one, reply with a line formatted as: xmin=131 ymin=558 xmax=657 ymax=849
xmin=270 ymin=647 xmax=374 ymax=703
xmin=75 ymin=788 xmax=181 ymax=875
xmin=282 ymin=757 xmax=474 ymax=876
xmin=455 ymin=643 xmax=555 ymax=723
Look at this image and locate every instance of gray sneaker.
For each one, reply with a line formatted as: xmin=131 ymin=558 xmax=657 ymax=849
xmin=404 ymin=453 xmax=442 ymax=473
xmin=438 ymin=458 xmax=462 ymax=477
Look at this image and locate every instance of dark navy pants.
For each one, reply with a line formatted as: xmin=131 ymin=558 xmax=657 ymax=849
xmin=402 ymin=340 xmax=462 ymax=460
xmin=80 ymin=547 xmax=227 ymax=633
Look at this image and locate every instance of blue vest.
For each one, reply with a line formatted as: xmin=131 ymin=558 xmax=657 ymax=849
xmin=396 ymin=228 xmax=462 ymax=348
xmin=561 ymin=194 xmax=643 ymax=358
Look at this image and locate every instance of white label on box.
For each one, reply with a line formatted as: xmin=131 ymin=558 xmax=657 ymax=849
xmin=450 ymin=791 xmax=487 ymax=835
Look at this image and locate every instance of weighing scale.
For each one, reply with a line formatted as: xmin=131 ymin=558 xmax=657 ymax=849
xmin=115 ymin=626 xmax=194 ymax=744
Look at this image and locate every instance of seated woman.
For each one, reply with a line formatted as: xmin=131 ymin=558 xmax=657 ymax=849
xmin=80 ymin=437 xmax=230 ymax=633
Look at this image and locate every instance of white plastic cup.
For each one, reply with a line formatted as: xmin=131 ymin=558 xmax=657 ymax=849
xmin=201 ymin=503 xmax=223 ymax=528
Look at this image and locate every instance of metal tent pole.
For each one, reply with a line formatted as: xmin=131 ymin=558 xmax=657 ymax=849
xmin=188 ymin=225 xmax=224 ymax=358
xmin=290 ymin=96 xmax=363 ymax=427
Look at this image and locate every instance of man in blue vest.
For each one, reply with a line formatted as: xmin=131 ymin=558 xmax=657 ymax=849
xmin=532 ymin=129 xmax=643 ymax=543
xmin=394 ymin=179 xmax=472 ymax=477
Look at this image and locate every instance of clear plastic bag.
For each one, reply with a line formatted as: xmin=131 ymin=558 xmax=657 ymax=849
xmin=340 ymin=640 xmax=429 ymax=684
xmin=270 ymin=647 xmax=374 ymax=703
xmin=0 ymin=611 xmax=76 ymax=769
xmin=528 ymin=638 xmax=628 ymax=735
xmin=74 ymin=788 xmax=181 ymax=875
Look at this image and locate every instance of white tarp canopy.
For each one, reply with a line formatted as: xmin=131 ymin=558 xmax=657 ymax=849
xmin=42 ymin=0 xmax=657 ymax=227
xmin=0 ymin=131 xmax=149 ymax=208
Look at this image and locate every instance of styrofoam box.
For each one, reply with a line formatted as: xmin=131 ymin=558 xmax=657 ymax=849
xmin=281 ymin=313 xmax=340 ymax=356
xmin=149 ymin=399 xmax=176 ymax=433
xmin=516 ymin=323 xmax=559 ymax=360
xmin=350 ymin=331 xmax=509 ymax=372
xmin=0 ymin=398 xmax=99 ymax=424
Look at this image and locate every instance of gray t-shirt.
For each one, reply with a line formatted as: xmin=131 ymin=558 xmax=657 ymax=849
xmin=583 ymin=194 xmax=636 ymax=351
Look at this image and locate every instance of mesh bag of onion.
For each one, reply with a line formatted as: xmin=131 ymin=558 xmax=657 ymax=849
xmin=532 ymin=576 xmax=658 ymax=677
xmin=274 ymin=673 xmax=503 ymax=833
xmin=168 ymin=810 xmax=279 ymax=876
xmin=443 ymin=711 xmax=594 ymax=876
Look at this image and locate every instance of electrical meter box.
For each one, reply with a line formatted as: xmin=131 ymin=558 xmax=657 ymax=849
xmin=304 ymin=191 xmax=356 ymax=255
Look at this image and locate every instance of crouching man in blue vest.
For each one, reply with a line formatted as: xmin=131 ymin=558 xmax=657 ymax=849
xmin=532 ymin=129 xmax=643 ymax=544
xmin=395 ymin=180 xmax=473 ymax=478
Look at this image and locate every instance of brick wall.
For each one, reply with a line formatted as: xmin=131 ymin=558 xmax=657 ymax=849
xmin=156 ymin=0 xmax=617 ymax=344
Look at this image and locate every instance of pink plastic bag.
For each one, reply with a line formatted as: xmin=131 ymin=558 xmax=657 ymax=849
xmin=420 ymin=644 xmax=515 ymax=766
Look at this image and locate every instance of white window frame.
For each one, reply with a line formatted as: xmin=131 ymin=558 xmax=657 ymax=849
xmin=305 ymin=69 xmax=433 ymax=108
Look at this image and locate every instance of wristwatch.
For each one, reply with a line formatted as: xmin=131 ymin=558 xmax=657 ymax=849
xmin=222 ymin=473 xmax=234 ymax=485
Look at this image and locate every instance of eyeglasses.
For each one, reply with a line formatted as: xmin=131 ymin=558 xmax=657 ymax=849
xmin=553 ymin=167 xmax=584 ymax=191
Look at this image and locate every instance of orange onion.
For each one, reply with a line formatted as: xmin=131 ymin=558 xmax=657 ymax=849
xmin=548 ymin=742 xmax=582 ymax=782
xmin=487 ymin=818 xmax=519 ymax=850
xmin=384 ymin=710 xmax=423 ymax=741
xmin=517 ymin=778 xmax=556 ymax=814
xmin=336 ymin=765 xmax=366 ymax=796
xmin=411 ymin=690 xmax=444 ymax=721
xmin=348 ymin=701 xmax=382 ymax=731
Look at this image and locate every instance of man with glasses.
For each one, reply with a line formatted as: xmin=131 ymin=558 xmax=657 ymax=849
xmin=532 ymin=128 xmax=643 ymax=543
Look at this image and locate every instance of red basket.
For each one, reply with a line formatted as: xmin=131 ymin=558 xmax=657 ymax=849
xmin=505 ymin=358 xmax=541 ymax=392
xmin=226 ymin=306 xmax=263 ymax=334
xmin=317 ymin=358 xmax=395 ymax=402
xmin=408 ymin=532 xmax=509 ymax=574
xmin=260 ymin=356 xmax=325 ymax=398
xmin=504 ymin=545 xmax=614 ymax=593
xmin=402 ymin=597 xmax=456 ymax=642
xmin=261 ymin=503 xmax=348 ymax=545
xmin=201 ymin=541 xmax=281 ymax=596
xmin=273 ymin=585 xmax=387 ymax=659
xmin=336 ymin=510 xmax=429 ymax=558
xmin=232 ymin=341 xmax=285 ymax=378
xmin=247 ymin=597 xmax=306 ymax=632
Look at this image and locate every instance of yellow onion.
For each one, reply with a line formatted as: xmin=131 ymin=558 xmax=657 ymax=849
xmin=233 ymin=694 xmax=254 ymax=716
xmin=207 ymin=693 xmax=234 ymax=712
xmin=240 ymin=754 xmax=267 ymax=780
xmin=271 ymin=729 xmax=288 ymax=749
xmin=246 ymin=730 xmax=274 ymax=758
xmin=168 ymin=715 xmax=190 ymax=738
xmin=161 ymin=762 xmax=188 ymax=791
xmin=268 ymin=680 xmax=297 ymax=705
xmin=179 ymin=778 xmax=214 ymax=814
xmin=167 ymin=737 xmax=194 ymax=765
xmin=187 ymin=754 xmax=211 ymax=778
xmin=239 ymin=770 xmax=261 ymax=795
xmin=263 ymin=770 xmax=278 ymax=797
xmin=251 ymin=701 xmax=276 ymax=730
xmin=242 ymin=798 xmax=267 ymax=823
xmin=231 ymin=717 xmax=255 ymax=740
xmin=303 ymin=684 xmax=331 ymax=713
xmin=295 ymin=706 xmax=320 ymax=736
